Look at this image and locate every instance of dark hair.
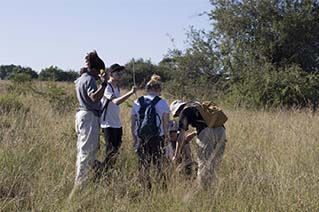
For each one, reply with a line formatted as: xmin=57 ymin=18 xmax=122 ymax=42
xmin=85 ymin=50 xmax=105 ymax=71
xmin=109 ymin=63 xmax=125 ymax=73
xmin=80 ymin=67 xmax=88 ymax=75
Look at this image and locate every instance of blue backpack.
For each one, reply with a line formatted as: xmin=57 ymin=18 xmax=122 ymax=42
xmin=137 ymin=96 xmax=162 ymax=142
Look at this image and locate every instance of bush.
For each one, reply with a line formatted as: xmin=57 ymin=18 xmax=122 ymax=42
xmin=9 ymin=73 xmax=31 ymax=83
xmin=42 ymin=83 xmax=77 ymax=112
xmin=8 ymin=74 xmax=36 ymax=96
xmin=227 ymin=63 xmax=319 ymax=109
xmin=0 ymin=95 xmax=28 ymax=114
xmin=39 ymin=66 xmax=79 ymax=81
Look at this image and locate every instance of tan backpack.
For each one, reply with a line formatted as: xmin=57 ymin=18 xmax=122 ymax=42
xmin=193 ymin=101 xmax=228 ymax=128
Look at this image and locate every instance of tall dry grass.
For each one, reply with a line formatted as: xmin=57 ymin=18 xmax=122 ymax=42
xmin=0 ymin=80 xmax=318 ymax=211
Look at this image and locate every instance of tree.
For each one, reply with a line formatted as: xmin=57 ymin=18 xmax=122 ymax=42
xmin=0 ymin=65 xmax=38 ymax=79
xmin=161 ymin=28 xmax=228 ymax=101
xmin=209 ymin=0 xmax=319 ymax=73
xmin=39 ymin=66 xmax=79 ymax=81
xmin=207 ymin=0 xmax=319 ymax=108
xmin=121 ymin=58 xmax=158 ymax=88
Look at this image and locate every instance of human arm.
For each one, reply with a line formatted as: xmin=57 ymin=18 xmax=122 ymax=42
xmin=112 ymin=86 xmax=137 ymax=105
xmin=172 ymin=128 xmax=186 ymax=162
xmin=131 ymin=114 xmax=137 ymax=143
xmin=89 ymin=84 xmax=106 ymax=102
xmin=88 ymin=75 xmax=108 ymax=102
xmin=172 ymin=108 xmax=189 ymax=162
xmin=162 ymin=112 xmax=169 ymax=141
xmin=185 ymin=131 xmax=196 ymax=142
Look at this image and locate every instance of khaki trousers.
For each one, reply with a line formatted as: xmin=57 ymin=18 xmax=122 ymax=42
xmin=74 ymin=110 xmax=100 ymax=187
xmin=196 ymin=126 xmax=226 ymax=189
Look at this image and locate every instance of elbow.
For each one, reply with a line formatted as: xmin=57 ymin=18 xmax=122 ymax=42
xmin=112 ymin=99 xmax=120 ymax=105
xmin=90 ymin=95 xmax=100 ymax=103
xmin=91 ymin=97 xmax=99 ymax=102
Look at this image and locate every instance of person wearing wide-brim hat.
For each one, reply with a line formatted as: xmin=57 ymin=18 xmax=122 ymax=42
xmin=99 ymin=63 xmax=137 ymax=172
xmin=170 ymin=100 xmax=226 ymax=190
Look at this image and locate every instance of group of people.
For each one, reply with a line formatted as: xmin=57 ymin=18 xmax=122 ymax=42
xmin=69 ymin=50 xmax=227 ymax=199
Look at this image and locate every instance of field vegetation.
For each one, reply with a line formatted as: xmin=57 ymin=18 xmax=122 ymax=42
xmin=0 ymin=80 xmax=318 ymax=211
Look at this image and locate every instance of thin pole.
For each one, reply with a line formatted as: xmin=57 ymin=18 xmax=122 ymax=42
xmin=132 ymin=58 xmax=137 ymax=97
xmin=132 ymin=58 xmax=136 ymax=87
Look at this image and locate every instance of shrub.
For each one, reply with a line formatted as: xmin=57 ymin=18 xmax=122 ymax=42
xmin=42 ymin=83 xmax=77 ymax=112
xmin=8 ymin=73 xmax=37 ymax=96
xmin=0 ymin=95 xmax=28 ymax=114
xmin=227 ymin=63 xmax=319 ymax=109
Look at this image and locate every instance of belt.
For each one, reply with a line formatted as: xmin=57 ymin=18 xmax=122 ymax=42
xmin=77 ymin=108 xmax=101 ymax=117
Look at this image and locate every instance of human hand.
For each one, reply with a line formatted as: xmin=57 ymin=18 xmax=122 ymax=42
xmin=100 ymin=73 xmax=108 ymax=83
xmin=172 ymin=156 xmax=176 ymax=163
xmin=131 ymin=86 xmax=137 ymax=94
xmin=185 ymin=131 xmax=196 ymax=142
xmin=172 ymin=154 xmax=181 ymax=164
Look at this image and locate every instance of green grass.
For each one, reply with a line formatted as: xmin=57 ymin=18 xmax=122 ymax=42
xmin=0 ymin=80 xmax=318 ymax=211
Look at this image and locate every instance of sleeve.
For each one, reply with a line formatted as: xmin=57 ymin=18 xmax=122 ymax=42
xmin=104 ymin=84 xmax=114 ymax=100
xmin=178 ymin=108 xmax=191 ymax=131
xmin=157 ymin=99 xmax=170 ymax=115
xmin=87 ymin=78 xmax=98 ymax=96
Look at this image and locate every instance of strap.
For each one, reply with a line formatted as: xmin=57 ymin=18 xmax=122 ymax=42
xmin=101 ymin=83 xmax=113 ymax=122
xmin=108 ymin=82 xmax=120 ymax=93
xmin=108 ymin=82 xmax=115 ymax=93
xmin=150 ymin=96 xmax=161 ymax=106
xmin=102 ymin=99 xmax=110 ymax=121
xmin=138 ymin=96 xmax=145 ymax=107
xmin=152 ymin=96 xmax=162 ymax=134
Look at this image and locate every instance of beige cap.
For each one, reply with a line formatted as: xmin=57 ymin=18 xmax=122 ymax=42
xmin=170 ymin=100 xmax=186 ymax=117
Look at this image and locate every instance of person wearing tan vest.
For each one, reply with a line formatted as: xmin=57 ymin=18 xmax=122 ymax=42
xmin=170 ymin=100 xmax=227 ymax=190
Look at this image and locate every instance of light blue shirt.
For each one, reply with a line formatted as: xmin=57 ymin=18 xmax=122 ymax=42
xmin=75 ymin=73 xmax=101 ymax=114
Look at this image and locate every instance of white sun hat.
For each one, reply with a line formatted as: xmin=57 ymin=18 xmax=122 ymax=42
xmin=170 ymin=100 xmax=186 ymax=117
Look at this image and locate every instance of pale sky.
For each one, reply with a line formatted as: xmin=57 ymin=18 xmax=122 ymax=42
xmin=0 ymin=0 xmax=212 ymax=72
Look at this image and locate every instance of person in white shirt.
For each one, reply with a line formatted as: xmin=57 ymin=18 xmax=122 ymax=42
xmin=131 ymin=74 xmax=169 ymax=189
xmin=100 ymin=63 xmax=136 ymax=172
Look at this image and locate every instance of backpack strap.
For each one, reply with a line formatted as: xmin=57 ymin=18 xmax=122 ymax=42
xmin=137 ymin=96 xmax=161 ymax=120
xmin=138 ymin=96 xmax=145 ymax=107
xmin=108 ymin=82 xmax=120 ymax=93
xmin=101 ymin=83 xmax=114 ymax=122
xmin=150 ymin=96 xmax=162 ymax=133
xmin=150 ymin=96 xmax=161 ymax=106
xmin=108 ymin=83 xmax=115 ymax=93
xmin=137 ymin=96 xmax=146 ymax=119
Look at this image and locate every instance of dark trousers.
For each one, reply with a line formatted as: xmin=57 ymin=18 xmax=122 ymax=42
xmin=102 ymin=127 xmax=123 ymax=169
xmin=138 ymin=136 xmax=164 ymax=189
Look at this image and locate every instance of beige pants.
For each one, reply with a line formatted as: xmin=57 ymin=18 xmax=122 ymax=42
xmin=74 ymin=110 xmax=100 ymax=187
xmin=196 ymin=127 xmax=226 ymax=189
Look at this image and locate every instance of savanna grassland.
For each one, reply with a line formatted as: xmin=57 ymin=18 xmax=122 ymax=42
xmin=0 ymin=80 xmax=318 ymax=211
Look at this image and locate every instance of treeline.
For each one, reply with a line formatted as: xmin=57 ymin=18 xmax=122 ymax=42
xmin=161 ymin=0 xmax=319 ymax=109
xmin=121 ymin=0 xmax=319 ymax=110
xmin=0 ymin=65 xmax=79 ymax=81
xmin=1 ymin=0 xmax=319 ymax=109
